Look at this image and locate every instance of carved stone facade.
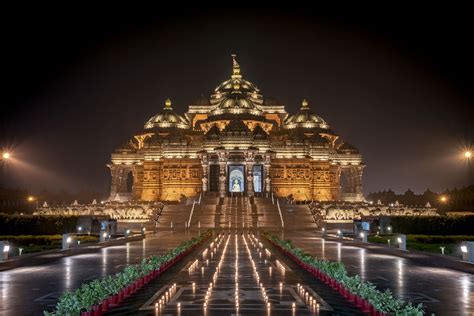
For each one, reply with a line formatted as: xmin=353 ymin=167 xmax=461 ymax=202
xmin=108 ymin=56 xmax=365 ymax=202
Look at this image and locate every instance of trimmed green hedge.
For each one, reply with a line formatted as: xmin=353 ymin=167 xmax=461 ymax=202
xmin=388 ymin=216 xmax=474 ymax=235
xmin=0 ymin=235 xmax=99 ymax=255
xmin=368 ymin=234 xmax=474 ymax=256
xmin=0 ymin=214 xmax=79 ymax=235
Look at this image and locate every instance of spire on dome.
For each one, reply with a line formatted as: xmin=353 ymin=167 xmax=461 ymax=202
xmin=164 ymin=98 xmax=172 ymax=109
xmin=301 ymin=99 xmax=309 ymax=109
xmin=231 ymin=54 xmax=241 ymax=78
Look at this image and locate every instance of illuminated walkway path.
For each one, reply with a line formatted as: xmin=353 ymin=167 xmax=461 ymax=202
xmin=107 ymin=231 xmax=362 ymax=315
xmin=1 ymin=228 xmax=473 ymax=315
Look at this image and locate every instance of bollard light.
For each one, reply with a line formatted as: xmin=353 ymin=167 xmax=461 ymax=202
xmin=337 ymin=230 xmax=343 ymax=239
xmin=387 ymin=226 xmax=392 ymax=233
xmin=62 ymin=234 xmax=71 ymax=250
xmin=397 ymin=234 xmax=406 ymax=251
xmin=19 ymin=247 xmax=23 ymax=256
xmin=0 ymin=241 xmax=10 ymax=261
xmin=440 ymin=246 xmax=445 ymax=255
xmin=77 ymin=226 xmax=82 ymax=233
xmin=460 ymin=242 xmax=474 ymax=262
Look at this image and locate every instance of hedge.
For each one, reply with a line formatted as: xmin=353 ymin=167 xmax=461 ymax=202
xmin=0 ymin=214 xmax=79 ymax=235
xmin=388 ymin=216 xmax=474 ymax=235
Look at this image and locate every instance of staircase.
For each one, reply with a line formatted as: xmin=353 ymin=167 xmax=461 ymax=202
xmin=253 ymin=197 xmax=316 ymax=230
xmin=156 ymin=204 xmax=191 ymax=230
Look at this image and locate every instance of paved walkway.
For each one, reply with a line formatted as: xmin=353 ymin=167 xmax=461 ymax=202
xmin=0 ymin=230 xmax=197 ymax=316
xmin=106 ymin=231 xmax=363 ymax=315
xmin=277 ymin=229 xmax=474 ymax=316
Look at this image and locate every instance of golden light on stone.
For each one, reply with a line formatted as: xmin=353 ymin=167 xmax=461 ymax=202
xmin=108 ymin=55 xmax=364 ymax=203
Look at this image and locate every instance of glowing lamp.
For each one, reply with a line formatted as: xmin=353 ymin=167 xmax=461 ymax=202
xmin=2 ymin=152 xmax=10 ymax=160
xmin=3 ymin=245 xmax=10 ymax=252
xmin=461 ymin=245 xmax=468 ymax=253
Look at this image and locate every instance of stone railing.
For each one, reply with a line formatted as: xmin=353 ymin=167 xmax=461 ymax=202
xmin=33 ymin=202 xmax=165 ymax=221
xmin=308 ymin=202 xmax=439 ymax=222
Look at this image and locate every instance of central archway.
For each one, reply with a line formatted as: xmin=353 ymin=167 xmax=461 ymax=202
xmin=228 ymin=165 xmax=245 ymax=193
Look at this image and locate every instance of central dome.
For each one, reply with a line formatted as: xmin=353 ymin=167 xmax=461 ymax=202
xmin=209 ymin=55 xmax=264 ymax=116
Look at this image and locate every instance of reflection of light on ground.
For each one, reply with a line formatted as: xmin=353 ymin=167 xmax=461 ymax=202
xmin=337 ymin=243 xmax=341 ymax=261
xmin=419 ymin=267 xmax=464 ymax=276
xmin=104 ymin=245 xmax=126 ymax=249
xmin=397 ymin=259 xmax=404 ymax=296
xmin=70 ymin=254 xmax=100 ymax=259
xmin=460 ymin=275 xmax=470 ymax=305
xmin=365 ymin=254 xmax=398 ymax=260
xmin=359 ymin=249 xmax=366 ymax=280
xmin=65 ymin=257 xmax=72 ymax=289
xmin=102 ymin=248 xmax=108 ymax=276
xmin=340 ymin=245 xmax=361 ymax=250
xmin=126 ymin=243 xmax=130 ymax=264
xmin=0 ymin=271 xmax=10 ymax=311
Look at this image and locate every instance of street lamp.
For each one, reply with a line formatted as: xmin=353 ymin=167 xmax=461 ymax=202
xmin=2 ymin=152 xmax=10 ymax=160
xmin=440 ymin=196 xmax=447 ymax=203
xmin=464 ymin=150 xmax=472 ymax=159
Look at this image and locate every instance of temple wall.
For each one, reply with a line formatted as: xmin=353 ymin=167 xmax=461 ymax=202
xmin=141 ymin=161 xmax=161 ymax=201
xmin=160 ymin=158 xmax=202 ymax=201
xmin=270 ymin=158 xmax=341 ymax=201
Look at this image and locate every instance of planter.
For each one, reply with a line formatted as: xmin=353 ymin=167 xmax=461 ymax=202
xmin=81 ymin=312 xmax=92 ymax=316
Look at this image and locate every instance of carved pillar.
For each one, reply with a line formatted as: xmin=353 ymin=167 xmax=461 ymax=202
xmin=246 ymin=155 xmax=254 ymax=197
xmin=218 ymin=152 xmax=227 ymax=198
xmin=201 ymin=154 xmax=208 ymax=193
xmin=264 ymin=155 xmax=271 ymax=193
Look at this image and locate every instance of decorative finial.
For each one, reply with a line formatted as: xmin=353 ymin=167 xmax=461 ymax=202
xmin=301 ymin=99 xmax=309 ymax=108
xmin=231 ymin=54 xmax=241 ymax=76
xmin=164 ymin=98 xmax=172 ymax=108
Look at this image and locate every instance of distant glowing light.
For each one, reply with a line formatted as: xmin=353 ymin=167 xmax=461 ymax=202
xmin=464 ymin=151 xmax=472 ymax=159
xmin=461 ymin=245 xmax=468 ymax=253
xmin=440 ymin=196 xmax=447 ymax=202
xmin=27 ymin=196 xmax=34 ymax=202
xmin=2 ymin=152 xmax=10 ymax=160
xmin=3 ymin=245 xmax=10 ymax=252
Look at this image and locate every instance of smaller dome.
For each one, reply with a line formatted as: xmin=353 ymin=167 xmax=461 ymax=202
xmin=284 ymin=99 xmax=329 ymax=129
xmin=144 ymin=99 xmax=189 ymax=130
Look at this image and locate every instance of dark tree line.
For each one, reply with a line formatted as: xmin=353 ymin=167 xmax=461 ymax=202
xmin=367 ymin=185 xmax=474 ymax=211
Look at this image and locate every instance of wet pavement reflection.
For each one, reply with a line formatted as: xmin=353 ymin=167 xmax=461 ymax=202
xmin=0 ymin=230 xmax=194 ymax=315
xmin=279 ymin=230 xmax=474 ymax=315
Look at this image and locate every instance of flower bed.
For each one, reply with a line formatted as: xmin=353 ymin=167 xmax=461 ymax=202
xmin=263 ymin=232 xmax=424 ymax=316
xmin=44 ymin=230 xmax=212 ymax=316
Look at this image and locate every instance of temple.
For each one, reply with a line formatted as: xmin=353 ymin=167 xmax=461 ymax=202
xmin=107 ymin=55 xmax=365 ymax=202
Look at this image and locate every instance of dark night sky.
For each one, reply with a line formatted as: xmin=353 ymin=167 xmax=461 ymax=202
xmin=1 ymin=5 xmax=473 ymax=197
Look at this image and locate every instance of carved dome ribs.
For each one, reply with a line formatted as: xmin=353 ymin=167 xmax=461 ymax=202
xmin=284 ymin=99 xmax=329 ymax=130
xmin=144 ymin=99 xmax=190 ymax=130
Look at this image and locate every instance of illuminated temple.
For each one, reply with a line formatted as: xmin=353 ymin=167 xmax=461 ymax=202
xmin=107 ymin=56 xmax=364 ymax=202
